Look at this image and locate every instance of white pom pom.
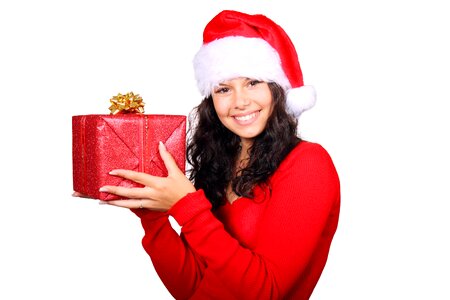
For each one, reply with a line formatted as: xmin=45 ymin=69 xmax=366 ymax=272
xmin=286 ymin=85 xmax=317 ymax=117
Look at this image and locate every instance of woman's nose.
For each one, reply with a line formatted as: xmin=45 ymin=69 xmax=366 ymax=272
xmin=234 ymin=91 xmax=250 ymax=109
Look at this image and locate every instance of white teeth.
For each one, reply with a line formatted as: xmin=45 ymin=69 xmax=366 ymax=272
xmin=235 ymin=112 xmax=257 ymax=121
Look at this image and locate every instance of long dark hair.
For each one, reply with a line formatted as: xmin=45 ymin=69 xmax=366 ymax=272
xmin=186 ymin=82 xmax=300 ymax=209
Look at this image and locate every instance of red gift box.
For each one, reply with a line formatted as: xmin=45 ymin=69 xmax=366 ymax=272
xmin=72 ymin=114 xmax=186 ymax=200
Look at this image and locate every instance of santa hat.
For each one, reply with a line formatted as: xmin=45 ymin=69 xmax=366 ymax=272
xmin=193 ymin=10 xmax=316 ymax=117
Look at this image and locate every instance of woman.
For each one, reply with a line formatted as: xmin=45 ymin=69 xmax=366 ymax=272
xmin=96 ymin=10 xmax=340 ymax=300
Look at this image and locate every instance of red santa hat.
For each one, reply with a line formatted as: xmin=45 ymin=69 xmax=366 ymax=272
xmin=193 ymin=10 xmax=316 ymax=117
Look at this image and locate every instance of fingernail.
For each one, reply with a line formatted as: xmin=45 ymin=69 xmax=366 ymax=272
xmin=99 ymin=187 xmax=108 ymax=192
xmin=159 ymin=141 xmax=166 ymax=150
xmin=99 ymin=201 xmax=109 ymax=205
xmin=109 ymin=170 xmax=118 ymax=175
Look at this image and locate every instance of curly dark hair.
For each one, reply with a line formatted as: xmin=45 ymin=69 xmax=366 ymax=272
xmin=186 ymin=82 xmax=301 ymax=209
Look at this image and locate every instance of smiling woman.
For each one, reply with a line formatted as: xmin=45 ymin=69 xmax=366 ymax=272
xmin=211 ymin=78 xmax=273 ymax=149
xmin=86 ymin=9 xmax=340 ymax=300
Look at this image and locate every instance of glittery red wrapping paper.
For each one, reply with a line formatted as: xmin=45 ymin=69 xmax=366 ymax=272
xmin=72 ymin=114 xmax=186 ymax=200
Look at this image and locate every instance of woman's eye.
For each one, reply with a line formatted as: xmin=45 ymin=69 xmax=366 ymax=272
xmin=248 ymin=80 xmax=262 ymax=87
xmin=214 ymin=87 xmax=229 ymax=94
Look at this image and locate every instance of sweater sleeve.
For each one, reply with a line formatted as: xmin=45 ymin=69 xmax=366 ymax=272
xmin=169 ymin=142 xmax=340 ymax=299
xmin=131 ymin=209 xmax=207 ymax=300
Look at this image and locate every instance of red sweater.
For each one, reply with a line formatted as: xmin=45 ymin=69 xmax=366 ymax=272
xmin=133 ymin=141 xmax=340 ymax=299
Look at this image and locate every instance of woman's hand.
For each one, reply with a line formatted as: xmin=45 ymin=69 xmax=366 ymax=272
xmin=72 ymin=191 xmax=92 ymax=198
xmin=98 ymin=142 xmax=196 ymax=211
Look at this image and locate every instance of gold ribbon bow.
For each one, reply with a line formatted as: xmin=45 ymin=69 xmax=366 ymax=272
xmin=109 ymin=92 xmax=145 ymax=115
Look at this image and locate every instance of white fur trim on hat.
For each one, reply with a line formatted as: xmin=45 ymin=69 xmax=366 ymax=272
xmin=286 ymin=85 xmax=316 ymax=117
xmin=193 ymin=36 xmax=291 ymax=97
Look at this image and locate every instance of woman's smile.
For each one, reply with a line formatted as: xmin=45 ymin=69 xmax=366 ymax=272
xmin=212 ymin=78 xmax=272 ymax=143
xmin=232 ymin=110 xmax=260 ymax=125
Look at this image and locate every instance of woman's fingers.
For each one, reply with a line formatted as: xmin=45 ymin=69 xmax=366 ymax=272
xmin=98 ymin=142 xmax=193 ymax=211
xmin=109 ymin=142 xmax=181 ymax=183
xmin=99 ymin=185 xmax=153 ymax=199
xmin=72 ymin=191 xmax=93 ymax=198
xmin=100 ymin=199 xmax=142 ymax=209
xmin=158 ymin=141 xmax=183 ymax=176
xmin=108 ymin=169 xmax=161 ymax=186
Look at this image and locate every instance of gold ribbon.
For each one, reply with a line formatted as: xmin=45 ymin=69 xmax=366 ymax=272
xmin=109 ymin=92 xmax=145 ymax=115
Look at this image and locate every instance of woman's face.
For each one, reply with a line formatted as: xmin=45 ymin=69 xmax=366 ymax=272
xmin=212 ymin=77 xmax=273 ymax=147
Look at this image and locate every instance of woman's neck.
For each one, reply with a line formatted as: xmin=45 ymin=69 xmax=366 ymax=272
xmin=240 ymin=138 xmax=253 ymax=158
xmin=226 ymin=139 xmax=252 ymax=204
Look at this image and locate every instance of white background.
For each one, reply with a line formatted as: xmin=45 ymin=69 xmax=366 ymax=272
xmin=1 ymin=0 xmax=449 ymax=299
